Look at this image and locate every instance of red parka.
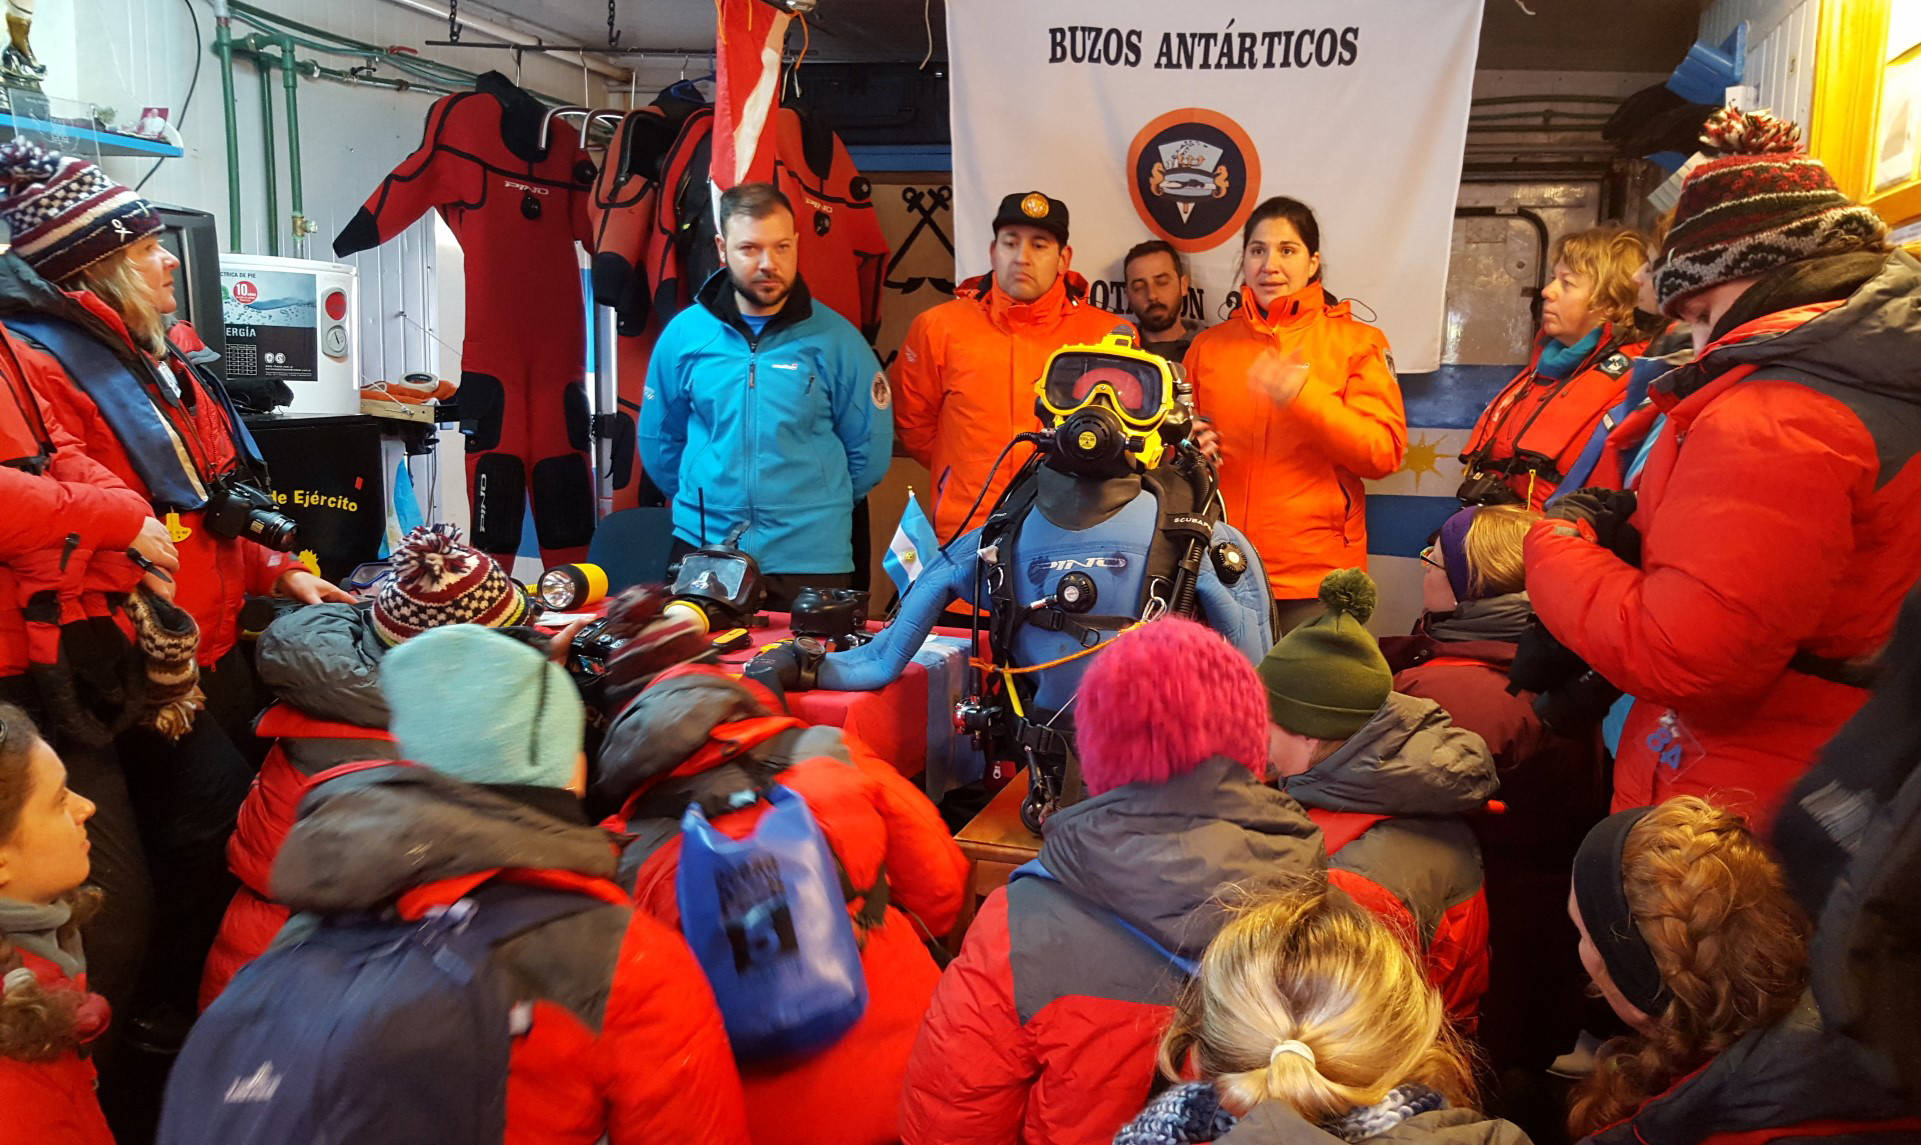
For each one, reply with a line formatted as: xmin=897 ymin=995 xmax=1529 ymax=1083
xmin=0 ymin=321 xmax=147 ymax=678
xmin=198 ymin=705 xmax=398 ymax=1009
xmin=200 ymin=602 xmax=403 ymax=1008
xmin=1526 ymin=252 xmax=1921 ymax=831
xmin=269 ymin=764 xmax=751 ymax=1145
xmin=0 ymin=261 xmax=300 ymax=665
xmin=595 ymin=666 xmax=970 ymax=1145
xmin=0 ymin=946 xmax=114 ymax=1145
xmin=900 ymin=756 xmax=1326 ymax=1145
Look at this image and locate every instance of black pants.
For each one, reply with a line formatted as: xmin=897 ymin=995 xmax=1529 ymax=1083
xmin=667 ymin=537 xmax=855 ymax=614
xmin=112 ymin=648 xmax=255 ymax=1022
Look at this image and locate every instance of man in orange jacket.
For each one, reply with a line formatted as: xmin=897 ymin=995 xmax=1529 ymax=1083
xmin=892 ymin=190 xmax=1132 ymax=541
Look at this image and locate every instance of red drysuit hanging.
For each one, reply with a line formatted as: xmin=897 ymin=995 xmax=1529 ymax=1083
xmin=334 ymin=71 xmax=597 ymax=564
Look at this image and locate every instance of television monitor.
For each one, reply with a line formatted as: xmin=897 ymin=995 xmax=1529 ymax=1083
xmin=150 ymin=203 xmax=225 ymax=380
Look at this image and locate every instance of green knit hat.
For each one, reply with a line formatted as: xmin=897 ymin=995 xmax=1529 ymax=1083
xmin=1257 ymin=569 xmax=1392 ymax=740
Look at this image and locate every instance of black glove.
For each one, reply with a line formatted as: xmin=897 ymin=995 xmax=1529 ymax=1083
xmin=743 ymin=642 xmax=805 ymax=707
xmin=1532 ymin=668 xmax=1624 ymax=736
xmin=1547 ymin=487 xmax=1642 ymax=566
xmin=1508 ymin=616 xmax=1590 ymax=696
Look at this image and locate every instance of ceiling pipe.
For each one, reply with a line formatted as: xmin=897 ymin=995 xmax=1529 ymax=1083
xmin=376 ymin=0 xmax=632 ymax=81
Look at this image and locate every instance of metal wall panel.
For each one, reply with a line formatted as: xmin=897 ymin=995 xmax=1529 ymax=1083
xmin=1702 ymin=0 xmax=1820 ymax=129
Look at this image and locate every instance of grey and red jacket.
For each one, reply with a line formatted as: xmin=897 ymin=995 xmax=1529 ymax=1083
xmin=271 ymin=764 xmax=751 ymax=1145
xmin=1584 ymin=996 xmax=1921 ymax=1145
xmin=900 ymin=755 xmax=1326 ymax=1145
xmin=199 ymin=604 xmax=402 ymax=1010
xmin=1282 ymin=692 xmax=1499 ymax=1027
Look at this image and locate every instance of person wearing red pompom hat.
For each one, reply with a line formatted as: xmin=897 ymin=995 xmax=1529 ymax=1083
xmin=900 ymin=617 xmax=1326 ymax=1145
xmin=1525 ymin=107 xmax=1921 ymax=832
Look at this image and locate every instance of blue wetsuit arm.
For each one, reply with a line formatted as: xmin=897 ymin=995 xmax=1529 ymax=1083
xmin=817 ymin=531 xmax=979 ymax=691
xmin=1195 ymin=521 xmax=1276 ymax=663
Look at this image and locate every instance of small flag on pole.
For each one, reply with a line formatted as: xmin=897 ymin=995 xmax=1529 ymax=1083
xmin=883 ymin=490 xmax=938 ymax=594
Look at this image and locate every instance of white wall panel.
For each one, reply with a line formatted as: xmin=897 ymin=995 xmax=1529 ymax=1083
xmin=1701 ymin=0 xmax=1820 ymax=129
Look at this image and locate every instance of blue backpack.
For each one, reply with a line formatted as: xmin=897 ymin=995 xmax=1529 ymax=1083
xmin=158 ymin=881 xmax=601 ymax=1145
xmin=677 ymin=783 xmax=873 ymax=1060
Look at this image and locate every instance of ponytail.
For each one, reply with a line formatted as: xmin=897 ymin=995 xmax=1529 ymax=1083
xmin=1159 ymin=877 xmax=1476 ymax=1121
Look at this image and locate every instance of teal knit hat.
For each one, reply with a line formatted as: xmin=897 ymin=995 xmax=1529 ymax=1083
xmin=1257 ymin=570 xmax=1392 ymax=740
xmin=380 ymin=624 xmax=584 ymax=790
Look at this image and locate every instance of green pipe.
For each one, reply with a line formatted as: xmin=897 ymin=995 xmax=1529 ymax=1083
xmin=230 ymin=2 xmax=485 ymax=86
xmin=277 ymin=36 xmax=308 ymax=244
xmin=1471 ymin=94 xmax=1624 ymax=107
xmin=256 ymin=50 xmax=278 ymax=257
xmin=213 ymin=13 xmax=241 ymax=250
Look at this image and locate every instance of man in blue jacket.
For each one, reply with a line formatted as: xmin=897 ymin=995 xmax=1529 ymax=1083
xmin=640 ymin=182 xmax=891 ymax=608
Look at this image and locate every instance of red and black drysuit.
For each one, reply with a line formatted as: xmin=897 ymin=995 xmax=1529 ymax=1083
xmin=334 ymin=71 xmax=598 ymax=563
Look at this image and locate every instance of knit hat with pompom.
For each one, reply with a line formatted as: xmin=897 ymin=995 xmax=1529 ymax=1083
xmin=1074 ymin=616 xmax=1271 ymax=797
xmin=1257 ymin=569 xmax=1392 ymax=740
xmin=0 ymin=141 xmax=163 ymax=282
xmin=1652 ymin=108 xmax=1887 ymax=314
xmin=371 ymin=524 xmax=529 ymax=646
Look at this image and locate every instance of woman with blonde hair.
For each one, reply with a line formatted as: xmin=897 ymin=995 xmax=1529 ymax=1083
xmin=1568 ymin=797 xmax=1914 ymax=1143
xmin=0 ymin=143 xmax=347 ymax=1131
xmin=1115 ymin=878 xmax=1527 ymax=1144
xmin=1381 ymin=504 xmax=1608 ymax=1080
xmin=1458 ymin=226 xmax=1652 ymax=510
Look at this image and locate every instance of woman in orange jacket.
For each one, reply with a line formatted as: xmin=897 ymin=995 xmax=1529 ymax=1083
xmin=1183 ymin=197 xmax=1407 ymax=628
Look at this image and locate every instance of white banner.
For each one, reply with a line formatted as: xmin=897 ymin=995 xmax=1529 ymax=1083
xmin=948 ymin=1 xmax=1484 ymax=373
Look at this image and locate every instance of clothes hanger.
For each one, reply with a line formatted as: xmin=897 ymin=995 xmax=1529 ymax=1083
xmin=537 ymin=106 xmax=591 ymax=152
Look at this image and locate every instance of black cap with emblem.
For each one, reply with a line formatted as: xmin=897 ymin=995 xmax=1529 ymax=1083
xmin=992 ymin=190 xmax=1070 ymax=245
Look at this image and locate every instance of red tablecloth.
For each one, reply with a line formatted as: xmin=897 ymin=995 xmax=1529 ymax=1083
xmin=715 ymin=618 xmax=940 ymax=781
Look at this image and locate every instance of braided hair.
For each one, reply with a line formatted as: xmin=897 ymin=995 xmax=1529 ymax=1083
xmin=1568 ymin=796 xmax=1809 ymax=1138
xmin=0 ymin=705 xmax=102 ymax=1062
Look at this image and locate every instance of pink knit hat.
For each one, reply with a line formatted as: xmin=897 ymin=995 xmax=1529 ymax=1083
xmin=1075 ymin=617 xmax=1269 ymax=796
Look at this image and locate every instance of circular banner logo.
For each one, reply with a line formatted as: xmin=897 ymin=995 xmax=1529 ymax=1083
xmin=1127 ymin=108 xmax=1262 ymax=254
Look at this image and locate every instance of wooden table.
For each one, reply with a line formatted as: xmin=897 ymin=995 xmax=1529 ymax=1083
xmin=951 ymin=769 xmax=1042 ymax=942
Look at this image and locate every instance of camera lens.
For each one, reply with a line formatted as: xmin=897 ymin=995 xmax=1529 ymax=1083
xmin=246 ymin=510 xmax=300 ymax=552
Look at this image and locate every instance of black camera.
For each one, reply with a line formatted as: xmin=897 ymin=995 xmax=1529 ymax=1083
xmin=790 ymin=587 xmax=871 ymax=650
xmin=202 ymin=476 xmax=300 ymax=552
xmin=1455 ymin=469 xmax=1525 ymax=507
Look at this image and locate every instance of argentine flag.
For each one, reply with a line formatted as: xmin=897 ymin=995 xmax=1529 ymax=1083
xmin=883 ymin=491 xmax=939 ymax=594
xmin=1362 ymin=364 xmax=1516 ymax=635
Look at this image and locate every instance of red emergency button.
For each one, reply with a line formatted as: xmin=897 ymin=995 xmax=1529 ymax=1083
xmin=324 ymin=289 xmax=348 ymax=320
